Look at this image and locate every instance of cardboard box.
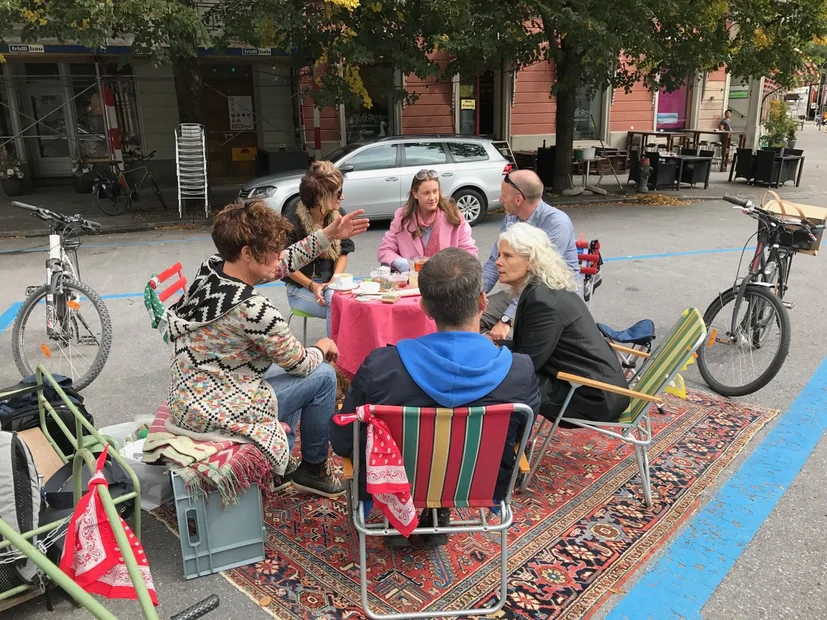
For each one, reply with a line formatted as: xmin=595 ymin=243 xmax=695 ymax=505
xmin=18 ymin=428 xmax=65 ymax=482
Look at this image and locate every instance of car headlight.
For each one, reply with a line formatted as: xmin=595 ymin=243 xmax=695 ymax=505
xmin=248 ymin=186 xmax=277 ymax=199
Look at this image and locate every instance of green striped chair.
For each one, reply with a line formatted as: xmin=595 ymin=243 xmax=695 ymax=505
xmin=520 ymin=307 xmax=707 ymax=508
xmin=342 ymin=402 xmax=534 ymax=620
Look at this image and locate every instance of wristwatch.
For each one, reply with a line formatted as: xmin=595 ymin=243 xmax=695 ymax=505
xmin=500 ymin=315 xmax=512 ymax=325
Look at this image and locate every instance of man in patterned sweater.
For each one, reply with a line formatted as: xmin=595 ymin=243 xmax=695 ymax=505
xmin=166 ymin=200 xmax=369 ymax=497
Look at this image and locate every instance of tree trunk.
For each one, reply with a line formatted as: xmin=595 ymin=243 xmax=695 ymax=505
xmin=173 ymin=54 xmax=205 ymax=126
xmin=552 ymin=38 xmax=578 ymax=195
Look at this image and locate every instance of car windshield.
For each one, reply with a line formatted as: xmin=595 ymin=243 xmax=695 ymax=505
xmin=327 ymin=143 xmax=365 ymax=164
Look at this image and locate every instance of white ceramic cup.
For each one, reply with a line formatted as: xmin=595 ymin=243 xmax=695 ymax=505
xmin=359 ymin=280 xmax=381 ymax=294
xmin=332 ymin=273 xmax=353 ymax=288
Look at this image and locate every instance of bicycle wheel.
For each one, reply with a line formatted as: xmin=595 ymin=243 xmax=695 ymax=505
xmin=150 ymin=176 xmax=168 ymax=209
xmin=95 ymin=181 xmax=130 ymax=216
xmin=697 ymin=285 xmax=791 ymax=397
xmin=11 ymin=278 xmax=113 ymax=390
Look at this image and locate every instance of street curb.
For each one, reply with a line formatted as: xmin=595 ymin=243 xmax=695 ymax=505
xmin=0 ymin=218 xmax=213 ymax=239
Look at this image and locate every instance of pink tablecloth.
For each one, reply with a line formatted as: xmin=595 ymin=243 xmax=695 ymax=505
xmin=330 ymin=292 xmax=437 ymax=377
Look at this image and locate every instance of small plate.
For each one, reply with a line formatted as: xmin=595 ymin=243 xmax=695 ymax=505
xmin=328 ymin=281 xmax=359 ymax=292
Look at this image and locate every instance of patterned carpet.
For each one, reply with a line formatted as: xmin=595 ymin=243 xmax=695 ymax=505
xmin=153 ymin=390 xmax=777 ymax=619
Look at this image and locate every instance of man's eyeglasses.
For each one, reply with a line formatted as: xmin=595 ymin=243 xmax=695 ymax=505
xmin=504 ymin=172 xmax=525 ymax=199
xmin=415 ymin=169 xmax=439 ymax=180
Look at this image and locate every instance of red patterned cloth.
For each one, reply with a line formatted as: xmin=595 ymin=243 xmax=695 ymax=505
xmin=142 ymin=403 xmax=274 ymax=507
xmin=59 ymin=447 xmax=158 ymax=605
xmin=334 ymin=406 xmax=417 ymax=537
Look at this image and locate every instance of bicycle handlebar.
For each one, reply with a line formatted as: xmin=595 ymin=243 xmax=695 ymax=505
xmin=170 ymin=595 xmax=220 ymax=620
xmin=11 ymin=201 xmax=102 ymax=233
xmin=723 ymin=195 xmax=752 ymax=208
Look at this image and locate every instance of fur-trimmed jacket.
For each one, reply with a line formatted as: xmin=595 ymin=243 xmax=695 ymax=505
xmin=166 ymin=230 xmax=330 ymax=475
xmin=282 ymin=202 xmax=355 ymax=284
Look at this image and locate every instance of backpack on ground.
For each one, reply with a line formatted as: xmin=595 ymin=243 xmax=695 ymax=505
xmin=0 ymin=430 xmax=42 ymax=591
xmin=0 ymin=374 xmax=93 ymax=457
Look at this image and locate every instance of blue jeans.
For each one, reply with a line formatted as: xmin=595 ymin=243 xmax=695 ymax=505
xmin=285 ymin=280 xmax=335 ymax=337
xmin=263 ymin=363 xmax=337 ymax=465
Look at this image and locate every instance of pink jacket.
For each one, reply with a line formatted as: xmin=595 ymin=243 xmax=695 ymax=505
xmin=377 ymin=207 xmax=479 ymax=266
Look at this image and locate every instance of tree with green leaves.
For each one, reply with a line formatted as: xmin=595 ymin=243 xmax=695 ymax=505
xmin=428 ymin=0 xmax=827 ymax=192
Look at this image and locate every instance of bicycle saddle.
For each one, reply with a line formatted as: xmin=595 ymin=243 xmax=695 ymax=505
xmin=596 ymin=319 xmax=655 ymax=346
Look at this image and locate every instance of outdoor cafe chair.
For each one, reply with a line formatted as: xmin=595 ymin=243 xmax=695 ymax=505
xmin=519 ymin=308 xmax=707 ymax=508
xmin=340 ymin=403 xmax=533 ymax=620
xmin=645 ymin=151 xmax=678 ymax=190
xmin=753 ymin=149 xmax=781 ymax=187
xmin=732 ymin=147 xmax=756 ymax=183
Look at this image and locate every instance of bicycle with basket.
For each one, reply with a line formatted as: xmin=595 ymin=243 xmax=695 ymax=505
xmin=696 ymin=191 xmax=826 ymax=397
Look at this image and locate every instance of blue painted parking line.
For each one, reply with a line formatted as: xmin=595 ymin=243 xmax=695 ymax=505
xmin=0 ymin=302 xmax=22 ymax=334
xmin=606 ymin=353 xmax=827 ymax=620
xmin=0 ymin=282 xmax=287 ymax=335
xmin=604 ymin=246 xmax=755 ymax=263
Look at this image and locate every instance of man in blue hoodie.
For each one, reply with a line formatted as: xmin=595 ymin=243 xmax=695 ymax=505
xmin=331 ymin=247 xmax=540 ymax=545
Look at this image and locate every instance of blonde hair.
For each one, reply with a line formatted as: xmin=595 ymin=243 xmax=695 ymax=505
xmin=498 ymin=222 xmax=578 ymax=293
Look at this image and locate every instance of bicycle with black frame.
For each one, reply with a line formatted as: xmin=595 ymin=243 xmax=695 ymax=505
xmin=92 ymin=150 xmax=168 ymax=216
xmin=696 ymin=194 xmax=824 ymax=396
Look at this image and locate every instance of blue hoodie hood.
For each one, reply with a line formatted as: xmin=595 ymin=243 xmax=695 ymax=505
xmin=396 ymin=332 xmax=513 ymax=407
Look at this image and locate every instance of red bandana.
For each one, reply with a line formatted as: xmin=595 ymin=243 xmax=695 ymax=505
xmin=334 ymin=406 xmax=418 ymax=537
xmin=59 ymin=447 xmax=159 ymax=605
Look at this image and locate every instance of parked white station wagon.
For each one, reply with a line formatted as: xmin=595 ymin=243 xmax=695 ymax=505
xmin=238 ymin=135 xmax=511 ymax=226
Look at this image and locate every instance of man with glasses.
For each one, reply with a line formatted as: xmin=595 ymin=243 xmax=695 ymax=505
xmin=481 ymin=170 xmax=580 ymax=341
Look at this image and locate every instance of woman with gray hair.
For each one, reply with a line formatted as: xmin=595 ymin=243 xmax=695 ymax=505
xmin=492 ymin=222 xmax=629 ymax=424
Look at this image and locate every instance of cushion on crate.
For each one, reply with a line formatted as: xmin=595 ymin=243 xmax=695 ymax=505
xmin=143 ymin=404 xmax=273 ymax=507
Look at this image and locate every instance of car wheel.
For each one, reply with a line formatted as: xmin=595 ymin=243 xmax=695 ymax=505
xmin=281 ymin=195 xmax=300 ymax=217
xmin=453 ymin=188 xmax=486 ymax=227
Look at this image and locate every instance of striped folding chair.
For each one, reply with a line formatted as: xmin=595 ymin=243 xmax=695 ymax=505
xmin=341 ymin=403 xmax=533 ymax=620
xmin=520 ymin=308 xmax=707 ymax=508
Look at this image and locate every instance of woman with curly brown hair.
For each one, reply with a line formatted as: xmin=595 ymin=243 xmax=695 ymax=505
xmin=165 ymin=200 xmax=369 ymax=497
xmin=283 ymin=161 xmax=355 ymax=336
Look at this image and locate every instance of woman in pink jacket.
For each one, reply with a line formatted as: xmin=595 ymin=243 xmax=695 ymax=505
xmin=377 ymin=169 xmax=478 ymax=271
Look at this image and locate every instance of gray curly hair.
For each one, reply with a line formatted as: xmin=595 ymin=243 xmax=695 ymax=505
xmin=498 ymin=222 xmax=578 ymax=293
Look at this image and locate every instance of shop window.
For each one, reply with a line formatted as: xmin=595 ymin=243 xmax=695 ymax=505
xmin=573 ymin=87 xmax=604 ymax=140
xmin=346 ymin=67 xmax=395 ymax=142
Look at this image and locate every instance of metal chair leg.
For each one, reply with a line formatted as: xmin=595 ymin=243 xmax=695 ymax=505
xmin=302 ymin=317 xmax=307 ymax=346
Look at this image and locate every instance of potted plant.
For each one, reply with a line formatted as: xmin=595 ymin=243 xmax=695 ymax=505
xmin=786 ymin=125 xmax=797 ymax=149
xmin=71 ymin=156 xmax=95 ymax=193
xmin=0 ymin=150 xmax=30 ymax=197
xmin=763 ymin=100 xmax=798 ymax=150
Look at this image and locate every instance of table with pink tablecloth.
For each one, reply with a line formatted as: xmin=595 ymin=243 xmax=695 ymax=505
xmin=330 ymin=292 xmax=437 ymax=377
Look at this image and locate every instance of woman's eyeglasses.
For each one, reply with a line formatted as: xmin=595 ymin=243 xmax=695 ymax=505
xmin=336 ymin=189 xmax=343 ymax=199
xmin=504 ymin=172 xmax=525 ymax=199
xmin=415 ymin=169 xmax=439 ymax=181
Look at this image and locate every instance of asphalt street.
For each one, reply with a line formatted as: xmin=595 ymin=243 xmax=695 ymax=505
xmin=2 ymin=126 xmax=827 ymax=619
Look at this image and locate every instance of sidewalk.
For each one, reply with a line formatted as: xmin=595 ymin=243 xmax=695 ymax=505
xmin=3 ymin=124 xmax=825 ymax=238
xmin=0 ymin=185 xmax=240 ymax=238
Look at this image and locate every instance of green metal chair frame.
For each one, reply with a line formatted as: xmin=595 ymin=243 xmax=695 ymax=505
xmin=519 ymin=308 xmax=707 ymax=508
xmin=0 ymin=366 xmax=158 ymax=620
xmin=342 ymin=403 xmax=533 ymax=620
xmin=287 ymin=308 xmax=319 ymax=345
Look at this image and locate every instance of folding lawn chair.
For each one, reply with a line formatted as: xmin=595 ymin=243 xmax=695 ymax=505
xmin=340 ymin=403 xmax=533 ymax=620
xmin=520 ymin=308 xmax=706 ymax=508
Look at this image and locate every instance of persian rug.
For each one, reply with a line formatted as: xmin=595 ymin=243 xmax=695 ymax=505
xmin=153 ymin=390 xmax=777 ymax=619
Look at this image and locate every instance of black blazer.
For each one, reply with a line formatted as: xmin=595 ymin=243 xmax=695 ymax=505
xmin=506 ymin=281 xmax=629 ymax=423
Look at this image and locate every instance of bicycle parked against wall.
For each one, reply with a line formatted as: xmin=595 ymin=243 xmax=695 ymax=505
xmin=93 ymin=150 xmax=168 ymax=216
xmin=10 ymin=202 xmax=113 ymax=390
xmin=696 ymin=194 xmax=823 ymax=396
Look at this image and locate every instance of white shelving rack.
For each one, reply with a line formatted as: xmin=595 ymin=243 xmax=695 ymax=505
xmin=175 ymin=123 xmax=209 ymax=217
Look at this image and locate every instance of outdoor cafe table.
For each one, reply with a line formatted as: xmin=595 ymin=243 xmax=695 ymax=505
xmin=625 ymin=130 xmax=685 ymax=153
xmin=659 ymin=153 xmax=714 ymax=190
xmin=329 ymin=290 xmax=436 ymax=378
xmin=679 ymin=129 xmax=747 ymax=172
